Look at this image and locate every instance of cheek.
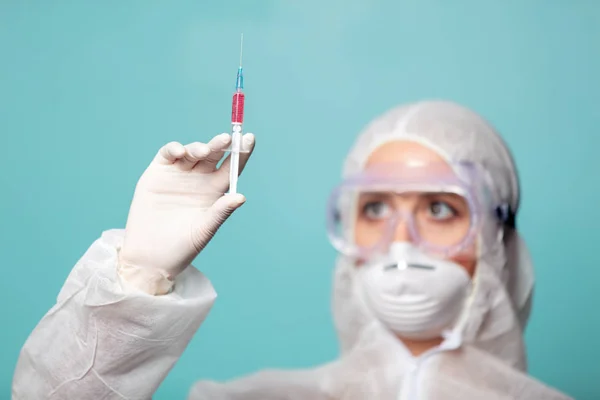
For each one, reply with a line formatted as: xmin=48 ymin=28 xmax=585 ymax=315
xmin=354 ymin=223 xmax=365 ymax=245
xmin=354 ymin=219 xmax=383 ymax=248
xmin=455 ymin=257 xmax=477 ymax=278
xmin=450 ymin=244 xmax=478 ymax=277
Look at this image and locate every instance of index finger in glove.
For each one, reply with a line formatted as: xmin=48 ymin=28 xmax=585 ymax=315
xmin=193 ymin=133 xmax=233 ymax=173
xmin=154 ymin=142 xmax=186 ymax=165
xmin=177 ymin=134 xmax=231 ymax=171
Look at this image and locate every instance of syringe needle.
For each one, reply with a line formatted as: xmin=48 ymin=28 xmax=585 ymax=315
xmin=239 ymin=33 xmax=244 ymax=67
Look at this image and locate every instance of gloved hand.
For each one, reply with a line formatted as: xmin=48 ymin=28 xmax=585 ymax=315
xmin=118 ymin=133 xmax=255 ymax=295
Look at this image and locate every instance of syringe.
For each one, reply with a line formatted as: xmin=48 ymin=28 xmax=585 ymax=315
xmin=229 ymin=34 xmax=245 ymax=194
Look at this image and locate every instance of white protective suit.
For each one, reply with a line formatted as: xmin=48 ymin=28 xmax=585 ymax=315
xmin=12 ymin=101 xmax=572 ymax=400
xmin=188 ymin=101 xmax=573 ymax=400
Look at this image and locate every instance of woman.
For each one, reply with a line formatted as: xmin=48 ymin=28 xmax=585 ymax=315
xmin=12 ymin=101 xmax=572 ymax=399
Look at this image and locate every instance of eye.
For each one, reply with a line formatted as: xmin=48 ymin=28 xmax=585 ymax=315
xmin=362 ymin=201 xmax=392 ymax=220
xmin=428 ymin=201 xmax=457 ymax=220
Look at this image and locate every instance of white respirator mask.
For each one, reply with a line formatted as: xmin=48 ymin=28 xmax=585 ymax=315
xmin=357 ymin=242 xmax=472 ymax=340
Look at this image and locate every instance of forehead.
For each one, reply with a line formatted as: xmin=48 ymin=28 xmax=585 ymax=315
xmin=365 ymin=140 xmax=448 ymax=166
xmin=362 ymin=140 xmax=457 ymax=179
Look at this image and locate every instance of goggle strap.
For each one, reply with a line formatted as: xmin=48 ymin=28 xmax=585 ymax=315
xmin=495 ymin=203 xmax=516 ymax=229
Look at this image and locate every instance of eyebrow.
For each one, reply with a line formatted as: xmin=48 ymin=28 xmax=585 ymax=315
xmin=359 ymin=192 xmax=463 ymax=202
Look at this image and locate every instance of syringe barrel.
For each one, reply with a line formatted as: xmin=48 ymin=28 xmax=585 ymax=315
xmin=231 ymin=91 xmax=245 ymax=124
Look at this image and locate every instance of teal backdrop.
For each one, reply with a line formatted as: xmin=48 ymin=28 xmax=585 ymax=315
xmin=1 ymin=1 xmax=598 ymax=399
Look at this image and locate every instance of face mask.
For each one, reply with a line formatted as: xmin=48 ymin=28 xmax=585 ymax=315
xmin=357 ymin=242 xmax=472 ymax=340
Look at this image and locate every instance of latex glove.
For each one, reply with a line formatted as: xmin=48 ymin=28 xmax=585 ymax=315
xmin=118 ymin=133 xmax=255 ymax=295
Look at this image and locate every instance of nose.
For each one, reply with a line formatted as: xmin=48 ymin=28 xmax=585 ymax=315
xmin=393 ymin=217 xmax=412 ymax=243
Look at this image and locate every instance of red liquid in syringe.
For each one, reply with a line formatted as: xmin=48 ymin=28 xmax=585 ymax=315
xmin=231 ymin=90 xmax=245 ymax=125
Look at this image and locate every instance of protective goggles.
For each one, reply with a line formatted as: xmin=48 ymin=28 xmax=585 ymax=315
xmin=326 ymin=161 xmax=512 ymax=259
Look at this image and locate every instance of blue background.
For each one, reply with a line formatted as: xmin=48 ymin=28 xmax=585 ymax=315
xmin=1 ymin=1 xmax=598 ymax=399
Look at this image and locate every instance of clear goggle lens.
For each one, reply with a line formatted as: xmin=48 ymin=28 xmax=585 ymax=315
xmin=326 ymin=161 xmax=494 ymax=258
